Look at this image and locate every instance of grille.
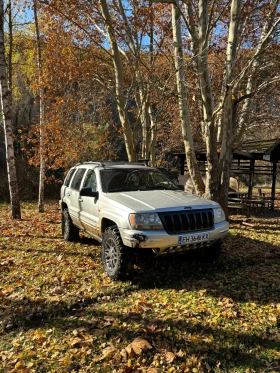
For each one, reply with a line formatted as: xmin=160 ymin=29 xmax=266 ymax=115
xmin=158 ymin=209 xmax=214 ymax=234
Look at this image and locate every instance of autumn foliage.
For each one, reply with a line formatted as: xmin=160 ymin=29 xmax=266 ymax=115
xmin=0 ymin=200 xmax=280 ymax=372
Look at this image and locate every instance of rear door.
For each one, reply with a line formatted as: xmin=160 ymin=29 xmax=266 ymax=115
xmin=79 ymin=169 xmax=100 ymax=238
xmin=67 ymin=168 xmax=87 ymax=228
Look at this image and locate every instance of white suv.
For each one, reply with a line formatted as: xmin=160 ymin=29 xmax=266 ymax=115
xmin=60 ymin=162 xmax=229 ymax=280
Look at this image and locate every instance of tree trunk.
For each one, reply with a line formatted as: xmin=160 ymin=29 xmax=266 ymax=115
xmin=172 ymin=1 xmax=204 ymax=195
xmin=148 ymin=105 xmax=156 ymax=167
xmin=0 ymin=0 xmax=20 ymax=219
xmin=99 ymin=0 xmax=136 ymax=162
xmin=116 ymin=0 xmax=155 ymax=164
xmin=8 ymin=0 xmax=12 ymax=88
xmin=236 ymin=0 xmax=280 ymax=142
xmin=218 ymin=0 xmax=242 ymax=213
xmin=34 ymin=1 xmax=45 ymax=213
xmin=197 ymin=0 xmax=219 ymax=200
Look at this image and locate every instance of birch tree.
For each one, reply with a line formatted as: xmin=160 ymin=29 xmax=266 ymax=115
xmin=0 ymin=0 xmax=21 ymax=218
xmin=218 ymin=0 xmax=279 ymax=211
xmin=171 ymin=0 xmax=205 ymax=195
xmin=30 ymin=0 xmax=279 ymax=211
xmin=95 ymin=0 xmax=165 ymax=163
xmin=155 ymin=0 xmax=279 ymax=213
xmin=99 ymin=0 xmax=137 ymax=161
xmin=34 ymin=0 xmax=45 ymax=212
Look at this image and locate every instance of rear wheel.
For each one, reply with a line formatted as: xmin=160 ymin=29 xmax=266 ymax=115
xmin=62 ymin=208 xmax=79 ymax=241
xmin=101 ymin=226 xmax=130 ymax=280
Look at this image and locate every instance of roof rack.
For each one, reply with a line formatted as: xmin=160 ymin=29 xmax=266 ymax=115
xmin=75 ymin=161 xmax=103 ymax=166
xmin=102 ymin=161 xmax=148 ymax=167
xmin=76 ymin=161 xmax=149 ymax=167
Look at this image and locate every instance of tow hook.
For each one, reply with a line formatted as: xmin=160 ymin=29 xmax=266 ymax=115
xmin=133 ymin=234 xmax=147 ymax=243
xmin=129 ymin=233 xmax=148 ymax=248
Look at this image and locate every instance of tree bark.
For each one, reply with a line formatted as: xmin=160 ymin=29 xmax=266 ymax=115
xmin=236 ymin=0 xmax=280 ymax=142
xmin=197 ymin=0 xmax=219 ymax=200
xmin=0 ymin=0 xmax=21 ymax=219
xmin=218 ymin=0 xmax=242 ymax=214
xmin=148 ymin=105 xmax=156 ymax=167
xmin=99 ymin=0 xmax=136 ymax=162
xmin=34 ymin=0 xmax=45 ymax=213
xmin=172 ymin=0 xmax=204 ymax=196
xmin=116 ymin=0 xmax=155 ymax=163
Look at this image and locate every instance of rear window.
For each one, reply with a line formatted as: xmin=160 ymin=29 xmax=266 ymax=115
xmin=70 ymin=168 xmax=86 ymax=190
xmin=64 ymin=168 xmax=76 ymax=187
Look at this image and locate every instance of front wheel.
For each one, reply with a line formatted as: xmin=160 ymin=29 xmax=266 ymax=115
xmin=101 ymin=226 xmax=130 ymax=280
xmin=62 ymin=208 xmax=79 ymax=242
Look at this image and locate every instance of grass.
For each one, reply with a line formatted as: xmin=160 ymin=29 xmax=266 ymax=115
xmin=0 ymin=200 xmax=280 ymax=373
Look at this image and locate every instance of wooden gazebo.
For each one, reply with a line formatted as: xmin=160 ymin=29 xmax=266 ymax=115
xmin=173 ymin=138 xmax=280 ymax=210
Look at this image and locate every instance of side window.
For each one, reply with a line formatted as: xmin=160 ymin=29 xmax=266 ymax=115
xmin=70 ymin=168 xmax=86 ymax=190
xmin=64 ymin=168 xmax=76 ymax=187
xmin=83 ymin=170 xmax=97 ymax=192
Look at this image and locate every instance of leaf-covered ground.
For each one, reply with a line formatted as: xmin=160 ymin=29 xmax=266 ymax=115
xmin=0 ymin=201 xmax=280 ymax=373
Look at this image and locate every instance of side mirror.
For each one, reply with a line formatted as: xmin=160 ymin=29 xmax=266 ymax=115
xmin=80 ymin=187 xmax=99 ymax=198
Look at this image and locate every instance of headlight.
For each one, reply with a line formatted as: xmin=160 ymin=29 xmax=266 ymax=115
xmin=129 ymin=213 xmax=163 ymax=230
xmin=213 ymin=207 xmax=225 ymax=223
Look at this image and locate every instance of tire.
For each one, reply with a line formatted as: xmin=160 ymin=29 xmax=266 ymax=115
xmin=195 ymin=239 xmax=222 ymax=262
xmin=62 ymin=208 xmax=79 ymax=242
xmin=101 ymin=226 xmax=130 ymax=280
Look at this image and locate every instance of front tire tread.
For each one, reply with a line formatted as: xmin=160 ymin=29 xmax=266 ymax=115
xmin=101 ymin=226 xmax=130 ymax=280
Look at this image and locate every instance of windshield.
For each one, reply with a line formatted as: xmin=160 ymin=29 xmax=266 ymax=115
xmin=100 ymin=168 xmax=178 ymax=193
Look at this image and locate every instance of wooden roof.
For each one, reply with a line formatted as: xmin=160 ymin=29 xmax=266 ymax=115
xmin=173 ymin=138 xmax=280 ymax=163
xmin=235 ymin=139 xmax=280 ymax=161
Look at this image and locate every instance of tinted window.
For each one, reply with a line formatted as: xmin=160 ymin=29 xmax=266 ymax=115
xmin=64 ymin=168 xmax=76 ymax=187
xmin=83 ymin=170 xmax=97 ymax=192
xmin=70 ymin=168 xmax=86 ymax=190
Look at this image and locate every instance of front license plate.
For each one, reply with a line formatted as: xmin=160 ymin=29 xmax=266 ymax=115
xmin=178 ymin=233 xmax=209 ymax=245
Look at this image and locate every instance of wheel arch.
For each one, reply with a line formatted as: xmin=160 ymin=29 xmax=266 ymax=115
xmin=61 ymin=201 xmax=68 ymax=211
xmin=101 ymin=218 xmax=119 ymax=233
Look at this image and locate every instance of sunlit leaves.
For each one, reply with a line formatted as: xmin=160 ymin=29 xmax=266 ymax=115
xmin=0 ymin=200 xmax=280 ymax=372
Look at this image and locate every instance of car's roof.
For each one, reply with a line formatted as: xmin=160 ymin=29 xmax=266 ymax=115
xmin=75 ymin=162 xmax=151 ymax=170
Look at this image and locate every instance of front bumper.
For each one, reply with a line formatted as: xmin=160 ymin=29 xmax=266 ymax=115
xmin=120 ymin=220 xmax=229 ymax=255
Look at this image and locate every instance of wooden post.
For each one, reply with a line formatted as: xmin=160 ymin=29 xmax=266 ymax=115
xmin=248 ymin=159 xmax=255 ymax=199
xmin=181 ymin=156 xmax=185 ymax=175
xmin=271 ymin=161 xmax=277 ymax=210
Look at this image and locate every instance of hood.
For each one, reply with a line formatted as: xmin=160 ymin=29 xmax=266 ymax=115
xmin=105 ymin=189 xmax=219 ymax=212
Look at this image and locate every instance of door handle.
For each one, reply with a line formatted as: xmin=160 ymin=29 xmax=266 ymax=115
xmin=79 ymin=198 xmax=83 ymax=202
xmin=66 ymin=193 xmax=70 ymax=196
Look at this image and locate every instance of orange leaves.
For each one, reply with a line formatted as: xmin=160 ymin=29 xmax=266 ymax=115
xmin=165 ymin=350 xmax=176 ymax=364
xmin=137 ymin=300 xmax=153 ymax=313
xmin=100 ymin=345 xmax=117 ymax=360
xmin=125 ymin=337 xmax=153 ymax=356
xmin=1 ymin=201 xmax=280 ymax=372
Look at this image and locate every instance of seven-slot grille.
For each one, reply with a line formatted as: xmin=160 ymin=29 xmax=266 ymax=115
xmin=158 ymin=209 xmax=214 ymax=234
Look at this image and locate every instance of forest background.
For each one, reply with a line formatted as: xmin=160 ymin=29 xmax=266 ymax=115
xmin=0 ymin=0 xmax=279 ymax=217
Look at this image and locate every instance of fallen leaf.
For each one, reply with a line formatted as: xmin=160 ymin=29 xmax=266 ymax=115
xmin=137 ymin=301 xmax=153 ymax=312
xmin=100 ymin=346 xmax=117 ymax=360
xmin=176 ymin=349 xmax=185 ymax=357
xmin=165 ymin=351 xmax=176 ymax=363
xmin=147 ymin=368 xmax=161 ymax=373
xmin=71 ymin=338 xmax=93 ymax=347
xmin=125 ymin=337 xmax=152 ymax=356
xmin=72 ymin=327 xmax=88 ymax=336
